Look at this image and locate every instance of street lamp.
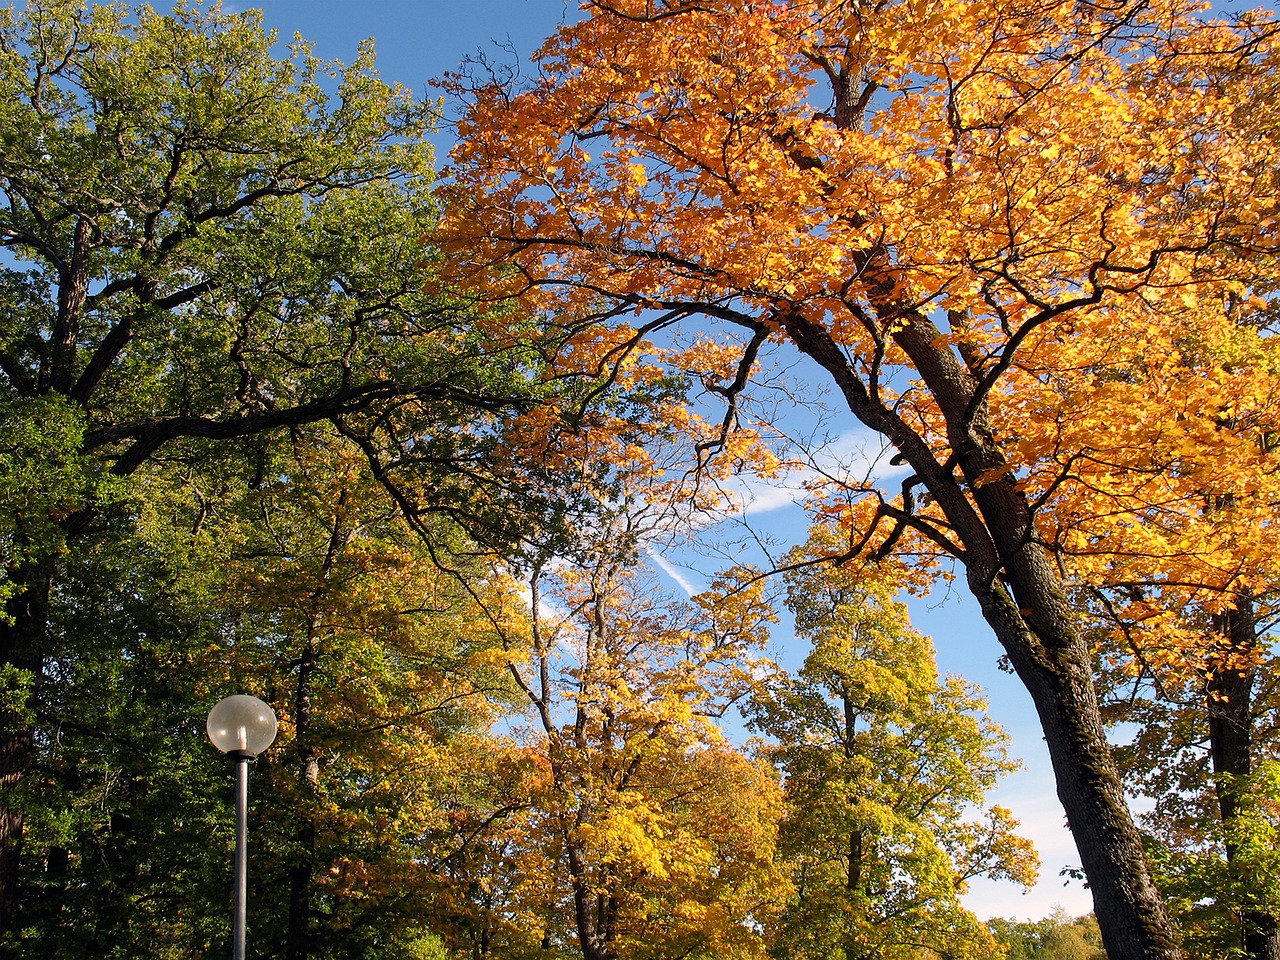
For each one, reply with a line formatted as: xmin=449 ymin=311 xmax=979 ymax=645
xmin=207 ymin=695 xmax=278 ymax=960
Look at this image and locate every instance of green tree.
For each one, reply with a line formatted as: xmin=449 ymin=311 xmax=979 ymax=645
xmin=750 ymin=558 xmax=1037 ymax=960
xmin=0 ymin=0 xmax=548 ymax=936
xmin=15 ymin=426 xmax=527 ymax=959
xmin=14 ymin=500 xmax=233 ymax=958
xmin=988 ymin=911 xmax=1106 ymax=960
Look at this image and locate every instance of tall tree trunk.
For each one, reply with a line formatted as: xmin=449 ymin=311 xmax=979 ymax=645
xmin=1209 ymin=598 xmax=1280 ymax=960
xmin=780 ymin=308 xmax=1183 ymax=960
xmin=841 ymin=690 xmax=863 ymax=896
xmin=985 ymin=587 xmax=1179 ymax=960
xmin=286 ymin=506 xmax=348 ymax=960
xmin=285 ymin=633 xmax=321 ymax=960
xmin=963 ymin=484 xmax=1180 ymax=960
xmin=565 ymin=832 xmax=610 ymax=960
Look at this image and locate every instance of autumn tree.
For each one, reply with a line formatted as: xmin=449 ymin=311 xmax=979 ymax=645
xmin=440 ymin=2 xmax=1280 ymax=957
xmin=1070 ymin=238 xmax=1280 ymax=957
xmin=1096 ymin=629 xmax=1280 ymax=960
xmin=467 ymin=545 xmax=789 ymax=960
xmin=1082 ymin=438 xmax=1280 ymax=955
xmin=207 ymin=433 xmax=517 ymax=960
xmin=988 ymin=910 xmax=1107 ymax=960
xmin=749 ymin=556 xmax=1037 ymax=960
xmin=8 ymin=421 xmax=522 ymax=959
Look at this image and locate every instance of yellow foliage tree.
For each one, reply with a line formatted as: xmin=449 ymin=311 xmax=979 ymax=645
xmin=209 ymin=430 xmax=516 ymax=959
xmin=752 ymin=557 xmax=1038 ymax=960
xmin=470 ymin=549 xmax=789 ymax=960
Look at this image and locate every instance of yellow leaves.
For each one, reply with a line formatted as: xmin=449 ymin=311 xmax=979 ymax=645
xmin=693 ymin=565 xmax=779 ymax=653
xmin=468 ymin=645 xmax=530 ymax=671
xmin=579 ymin=798 xmax=671 ymax=880
xmin=463 ymin=544 xmax=788 ymax=956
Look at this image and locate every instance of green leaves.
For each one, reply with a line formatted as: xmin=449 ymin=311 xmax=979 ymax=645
xmin=0 ymin=395 xmax=115 ymax=607
xmin=751 ymin=560 xmax=1036 ymax=960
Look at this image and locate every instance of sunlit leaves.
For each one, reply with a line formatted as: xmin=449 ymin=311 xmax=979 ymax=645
xmin=441 ymin=0 xmax=1280 ymax=671
xmin=750 ymin=560 xmax=1036 ymax=960
xmin=462 ymin=545 xmax=786 ymax=960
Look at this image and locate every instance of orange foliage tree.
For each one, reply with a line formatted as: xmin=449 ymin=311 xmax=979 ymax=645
xmin=215 ymin=432 xmax=518 ymax=960
xmin=440 ymin=3 xmax=1280 ymax=957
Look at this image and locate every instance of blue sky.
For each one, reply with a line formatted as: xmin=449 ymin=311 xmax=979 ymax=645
xmin=235 ymin=0 xmax=1096 ymax=922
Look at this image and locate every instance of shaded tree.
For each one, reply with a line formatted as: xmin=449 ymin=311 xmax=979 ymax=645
xmin=0 ymin=0 xmax=561 ymax=937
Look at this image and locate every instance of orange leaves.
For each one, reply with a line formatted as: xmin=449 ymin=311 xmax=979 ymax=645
xmin=444 ymin=0 xmax=850 ymax=310
xmin=994 ymin=294 xmax=1280 ymax=601
xmin=444 ymin=0 xmax=1280 ymax=756
xmin=442 ymin=0 xmax=1280 ymax=385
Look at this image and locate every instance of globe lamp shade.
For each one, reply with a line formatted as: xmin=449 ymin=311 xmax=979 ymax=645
xmin=207 ymin=695 xmax=278 ymax=757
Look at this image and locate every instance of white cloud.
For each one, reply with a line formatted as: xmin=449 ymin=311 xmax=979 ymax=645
xmin=961 ymin=772 xmax=1094 ymax=922
xmin=644 ymin=547 xmax=704 ymax=598
xmin=716 ymin=427 xmax=910 ymax=519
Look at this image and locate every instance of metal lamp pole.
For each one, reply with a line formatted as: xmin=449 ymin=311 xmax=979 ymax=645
xmin=207 ymin=695 xmax=278 ymax=960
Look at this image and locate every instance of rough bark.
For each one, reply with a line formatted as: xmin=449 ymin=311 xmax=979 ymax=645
xmin=779 ymin=307 xmax=1182 ymax=960
xmin=841 ymin=691 xmax=863 ymax=897
xmin=565 ymin=832 xmax=610 ymax=960
xmin=286 ymin=508 xmax=349 ymax=960
xmin=285 ymin=636 xmax=321 ymax=960
xmin=976 ymin=570 xmax=1180 ymax=960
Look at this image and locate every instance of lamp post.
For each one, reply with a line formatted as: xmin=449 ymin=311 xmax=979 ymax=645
xmin=207 ymin=695 xmax=278 ymax=960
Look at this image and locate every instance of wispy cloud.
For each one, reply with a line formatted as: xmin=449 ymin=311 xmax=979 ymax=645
xmin=645 ymin=548 xmax=704 ymax=598
xmin=717 ymin=427 xmax=909 ymax=519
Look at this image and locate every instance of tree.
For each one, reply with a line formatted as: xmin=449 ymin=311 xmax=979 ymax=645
xmin=467 ymin=550 xmax=789 ymax=960
xmin=13 ymin=497 xmax=235 ymax=958
xmin=1061 ymin=240 xmax=1280 ymax=957
xmin=210 ymin=433 xmax=515 ymax=960
xmin=0 ymin=0 xmax=558 ymax=934
xmin=750 ymin=556 xmax=1037 ymax=960
xmin=988 ymin=910 xmax=1107 ymax=960
xmin=1097 ymin=632 xmax=1280 ymax=960
xmin=9 ymin=422 xmax=521 ymax=959
xmin=441 ymin=3 xmax=1280 ymax=956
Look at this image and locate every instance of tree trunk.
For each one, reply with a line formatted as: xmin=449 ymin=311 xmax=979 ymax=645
xmin=987 ymin=590 xmax=1180 ymax=960
xmin=1209 ymin=599 xmax=1280 ymax=960
xmin=778 ymin=308 xmax=1183 ymax=960
xmin=564 ymin=832 xmax=610 ymax=960
xmin=287 ymin=507 xmax=348 ymax=960
xmin=963 ymin=482 xmax=1181 ymax=960
xmin=841 ymin=690 xmax=863 ymax=896
xmin=285 ymin=633 xmax=320 ymax=960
